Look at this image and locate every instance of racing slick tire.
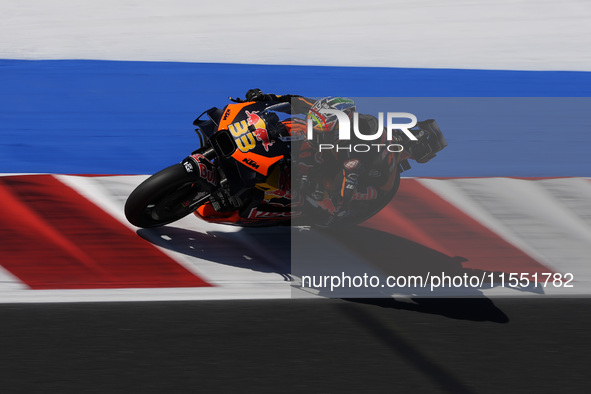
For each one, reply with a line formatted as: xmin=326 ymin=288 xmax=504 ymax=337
xmin=124 ymin=164 xmax=211 ymax=228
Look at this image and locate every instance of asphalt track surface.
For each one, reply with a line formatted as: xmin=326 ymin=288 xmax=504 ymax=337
xmin=2 ymin=298 xmax=590 ymax=393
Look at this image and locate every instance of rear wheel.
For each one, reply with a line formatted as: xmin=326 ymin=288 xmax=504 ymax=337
xmin=124 ymin=164 xmax=211 ymax=228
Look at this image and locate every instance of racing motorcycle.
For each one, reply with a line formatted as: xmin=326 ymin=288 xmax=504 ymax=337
xmin=124 ymin=99 xmax=447 ymax=228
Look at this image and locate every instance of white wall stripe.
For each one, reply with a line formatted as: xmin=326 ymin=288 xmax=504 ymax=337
xmin=419 ymin=177 xmax=591 ymax=295
xmin=1 ymin=0 xmax=590 ymax=70
xmin=3 ymin=175 xmax=590 ymax=301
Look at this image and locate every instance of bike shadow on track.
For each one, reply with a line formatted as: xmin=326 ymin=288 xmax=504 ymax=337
xmin=137 ymin=225 xmax=292 ymax=281
xmin=341 ymin=297 xmax=509 ymax=323
xmin=298 ymin=225 xmax=512 ymax=323
xmin=137 ymin=224 xmax=512 ymax=322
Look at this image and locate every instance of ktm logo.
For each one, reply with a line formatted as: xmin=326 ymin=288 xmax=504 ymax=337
xmin=242 ymin=158 xmax=259 ymax=169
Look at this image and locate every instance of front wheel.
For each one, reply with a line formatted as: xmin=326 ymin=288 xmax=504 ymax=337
xmin=124 ymin=164 xmax=211 ymax=228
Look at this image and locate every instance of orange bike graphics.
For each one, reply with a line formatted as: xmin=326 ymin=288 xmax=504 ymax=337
xmin=217 ymin=102 xmax=286 ymax=176
xmin=218 ymin=102 xmax=254 ymax=131
xmin=230 ymin=149 xmax=283 ymax=176
xmin=195 ymin=203 xmax=245 ymax=224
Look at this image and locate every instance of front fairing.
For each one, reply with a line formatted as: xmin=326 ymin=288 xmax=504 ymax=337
xmin=217 ymin=101 xmax=290 ymax=174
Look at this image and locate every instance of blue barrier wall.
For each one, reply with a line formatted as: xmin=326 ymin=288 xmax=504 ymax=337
xmin=1 ymin=59 xmax=590 ymax=175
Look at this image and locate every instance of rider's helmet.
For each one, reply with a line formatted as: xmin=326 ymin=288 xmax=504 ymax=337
xmin=306 ymin=97 xmax=356 ymax=147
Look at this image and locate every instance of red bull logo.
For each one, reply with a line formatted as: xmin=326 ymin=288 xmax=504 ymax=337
xmin=190 ymin=154 xmax=218 ymax=186
xmin=264 ymin=188 xmax=292 ymax=201
xmin=352 ymin=187 xmax=378 ymax=201
xmin=245 ymin=110 xmax=263 ymax=127
xmin=246 ymin=110 xmax=275 ymax=152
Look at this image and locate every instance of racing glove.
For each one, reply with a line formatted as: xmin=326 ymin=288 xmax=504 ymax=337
xmin=246 ymin=88 xmax=277 ymax=102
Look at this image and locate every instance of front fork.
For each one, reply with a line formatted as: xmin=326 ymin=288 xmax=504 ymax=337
xmin=181 ymin=148 xmax=219 ymax=191
xmin=181 ymin=148 xmax=240 ymax=212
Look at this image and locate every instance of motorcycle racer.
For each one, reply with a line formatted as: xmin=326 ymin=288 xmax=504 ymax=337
xmin=237 ymin=89 xmax=447 ymax=225
xmin=124 ymin=90 xmax=447 ymax=228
